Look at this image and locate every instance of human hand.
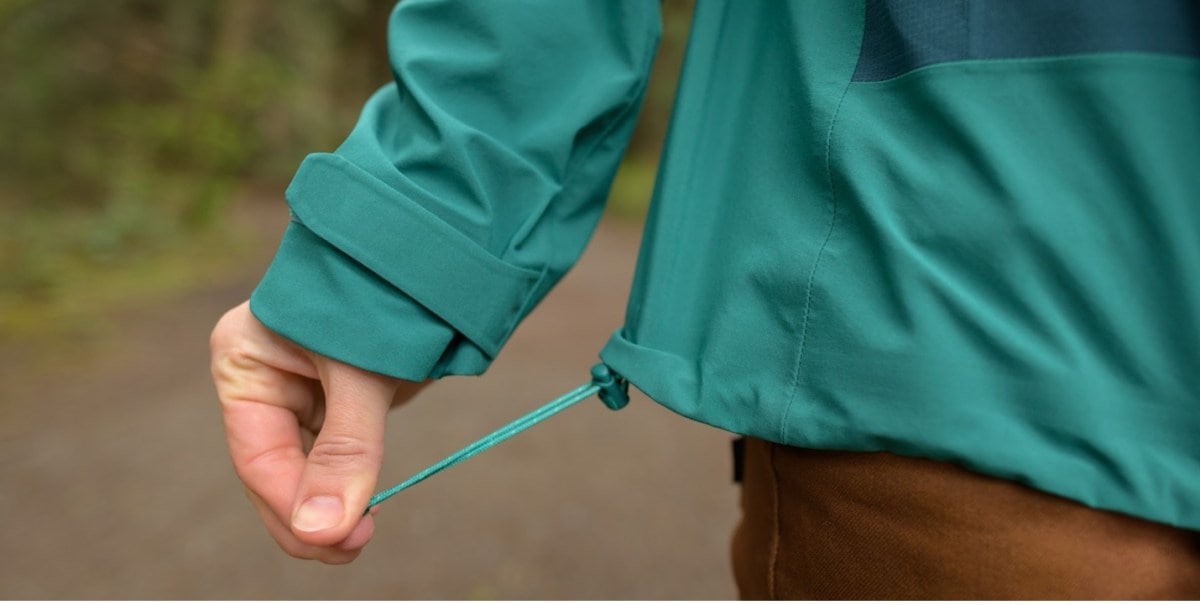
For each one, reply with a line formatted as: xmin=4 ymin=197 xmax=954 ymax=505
xmin=210 ymin=301 xmax=425 ymax=563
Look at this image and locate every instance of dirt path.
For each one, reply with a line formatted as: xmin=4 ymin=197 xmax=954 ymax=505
xmin=0 ymin=203 xmax=739 ymax=599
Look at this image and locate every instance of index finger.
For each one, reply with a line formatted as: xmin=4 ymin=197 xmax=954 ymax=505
xmin=221 ymin=396 xmax=307 ymax=524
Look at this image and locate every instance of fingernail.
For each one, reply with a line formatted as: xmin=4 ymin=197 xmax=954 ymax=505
xmin=292 ymin=496 xmax=343 ymax=532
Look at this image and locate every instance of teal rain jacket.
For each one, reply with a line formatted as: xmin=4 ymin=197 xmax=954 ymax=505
xmin=251 ymin=1 xmax=1200 ymax=530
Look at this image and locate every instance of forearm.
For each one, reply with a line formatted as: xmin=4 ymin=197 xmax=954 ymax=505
xmin=252 ymin=0 xmax=661 ymax=379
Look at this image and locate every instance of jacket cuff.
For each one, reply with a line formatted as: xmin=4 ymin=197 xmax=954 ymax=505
xmin=250 ymin=220 xmax=490 ymax=381
xmin=284 ymin=153 xmax=551 ymax=358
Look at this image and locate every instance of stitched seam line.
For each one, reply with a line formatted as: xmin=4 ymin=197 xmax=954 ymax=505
xmin=780 ymin=79 xmax=853 ymax=444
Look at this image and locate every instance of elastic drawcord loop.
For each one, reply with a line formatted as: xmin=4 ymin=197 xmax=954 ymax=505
xmin=365 ymin=363 xmax=628 ymax=512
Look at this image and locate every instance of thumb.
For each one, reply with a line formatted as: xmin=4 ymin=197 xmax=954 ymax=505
xmin=290 ymin=360 xmax=397 ymax=546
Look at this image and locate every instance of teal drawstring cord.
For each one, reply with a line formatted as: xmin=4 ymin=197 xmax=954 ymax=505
xmin=365 ymin=363 xmax=628 ymax=512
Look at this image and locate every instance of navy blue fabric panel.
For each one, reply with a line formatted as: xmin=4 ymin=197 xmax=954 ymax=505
xmin=854 ymin=0 xmax=969 ymax=82
xmin=853 ymin=0 xmax=1200 ymax=82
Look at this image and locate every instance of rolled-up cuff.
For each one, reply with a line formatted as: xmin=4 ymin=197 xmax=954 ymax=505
xmin=284 ymin=153 xmax=550 ymax=357
xmin=250 ymin=220 xmax=489 ymax=381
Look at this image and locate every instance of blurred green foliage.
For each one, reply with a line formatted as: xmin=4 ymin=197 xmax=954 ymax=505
xmin=1 ymin=0 xmax=399 ymax=333
xmin=0 ymin=0 xmax=691 ymax=336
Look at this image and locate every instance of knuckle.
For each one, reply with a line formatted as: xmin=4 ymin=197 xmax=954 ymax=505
xmin=213 ymin=341 xmax=257 ymax=374
xmin=211 ymin=346 xmax=269 ymax=407
xmin=208 ymin=322 xmax=228 ymax=354
xmin=209 ymin=306 xmax=243 ymax=353
xmin=307 ymin=434 xmax=378 ymax=470
xmin=209 ymin=309 xmax=263 ymax=377
xmin=237 ymin=444 xmax=294 ymax=484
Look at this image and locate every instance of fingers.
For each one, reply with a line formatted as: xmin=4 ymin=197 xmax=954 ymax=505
xmin=288 ymin=361 xmax=398 ymax=546
xmin=213 ymin=303 xmax=347 ymax=558
xmin=225 ymin=392 xmax=377 ymax=562
xmin=245 ymin=489 xmax=372 ymax=564
xmin=222 ymin=397 xmax=307 ymax=519
xmin=212 ymin=302 xmax=414 ymax=561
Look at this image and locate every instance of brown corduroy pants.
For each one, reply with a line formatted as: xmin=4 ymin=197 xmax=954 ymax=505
xmin=731 ymin=438 xmax=1200 ymax=600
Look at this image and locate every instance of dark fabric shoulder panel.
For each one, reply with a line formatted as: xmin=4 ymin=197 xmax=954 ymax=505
xmin=853 ymin=0 xmax=1200 ymax=82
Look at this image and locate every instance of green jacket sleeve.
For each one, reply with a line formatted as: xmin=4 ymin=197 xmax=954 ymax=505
xmin=249 ymin=0 xmax=660 ymax=380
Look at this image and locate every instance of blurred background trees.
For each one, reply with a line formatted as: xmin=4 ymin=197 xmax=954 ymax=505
xmin=0 ymin=0 xmax=692 ymax=339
